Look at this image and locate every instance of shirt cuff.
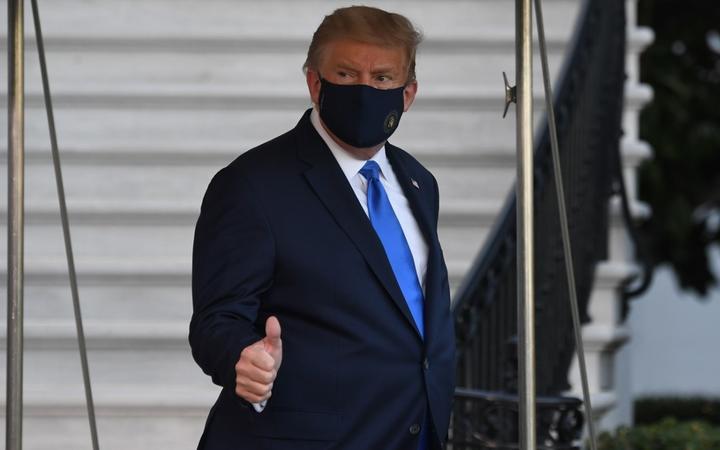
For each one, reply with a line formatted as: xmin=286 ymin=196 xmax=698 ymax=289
xmin=252 ymin=400 xmax=267 ymax=413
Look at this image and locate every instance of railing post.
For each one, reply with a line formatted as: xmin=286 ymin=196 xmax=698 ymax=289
xmin=516 ymin=0 xmax=536 ymax=449
xmin=7 ymin=0 xmax=26 ymax=449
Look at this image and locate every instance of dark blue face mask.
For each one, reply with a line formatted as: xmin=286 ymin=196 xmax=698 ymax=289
xmin=318 ymin=78 xmax=406 ymax=148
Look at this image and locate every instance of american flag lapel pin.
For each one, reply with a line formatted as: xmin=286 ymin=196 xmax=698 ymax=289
xmin=411 ymin=178 xmax=420 ymax=189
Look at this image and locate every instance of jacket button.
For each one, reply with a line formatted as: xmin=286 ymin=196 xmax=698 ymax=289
xmin=409 ymin=423 xmax=421 ymax=435
xmin=423 ymin=358 xmax=429 ymax=370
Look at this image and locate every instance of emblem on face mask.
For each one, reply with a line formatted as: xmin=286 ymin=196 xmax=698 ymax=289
xmin=384 ymin=111 xmax=399 ymax=134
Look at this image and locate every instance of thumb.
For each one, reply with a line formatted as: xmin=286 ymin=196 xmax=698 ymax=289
xmin=263 ymin=316 xmax=282 ymax=354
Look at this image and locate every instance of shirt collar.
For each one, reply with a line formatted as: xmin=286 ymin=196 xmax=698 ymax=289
xmin=310 ymin=107 xmax=392 ymax=183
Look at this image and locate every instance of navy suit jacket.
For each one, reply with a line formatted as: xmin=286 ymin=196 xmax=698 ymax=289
xmin=190 ymin=110 xmax=456 ymax=450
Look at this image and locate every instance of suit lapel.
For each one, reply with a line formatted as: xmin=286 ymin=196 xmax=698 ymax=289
xmin=295 ymin=112 xmax=422 ymax=339
xmin=385 ymin=146 xmax=437 ymax=251
xmin=386 ymin=145 xmax=444 ymax=345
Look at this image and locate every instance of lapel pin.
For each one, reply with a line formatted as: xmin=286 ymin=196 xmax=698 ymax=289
xmin=411 ymin=179 xmax=420 ymax=189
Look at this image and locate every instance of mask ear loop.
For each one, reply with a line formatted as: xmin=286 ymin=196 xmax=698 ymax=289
xmin=316 ymin=75 xmax=326 ymax=110
xmin=313 ymin=71 xmax=326 ymax=110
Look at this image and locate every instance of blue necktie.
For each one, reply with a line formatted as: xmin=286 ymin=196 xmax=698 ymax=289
xmin=360 ymin=161 xmax=428 ymax=450
xmin=359 ymin=161 xmax=425 ymax=338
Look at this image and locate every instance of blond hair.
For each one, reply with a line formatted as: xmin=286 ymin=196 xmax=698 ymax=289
xmin=303 ymin=6 xmax=423 ymax=83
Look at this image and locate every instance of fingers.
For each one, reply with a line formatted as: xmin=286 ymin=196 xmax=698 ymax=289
xmin=235 ymin=384 xmax=272 ymax=404
xmin=235 ymin=342 xmax=278 ymax=404
xmin=235 ymin=376 xmax=274 ymax=403
xmin=238 ymin=344 xmax=275 ymax=373
xmin=248 ymin=345 xmax=276 ymax=372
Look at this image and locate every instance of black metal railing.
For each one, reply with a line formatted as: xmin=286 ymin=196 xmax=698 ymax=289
xmin=449 ymin=0 xmax=627 ymax=447
xmin=452 ymin=388 xmax=583 ymax=450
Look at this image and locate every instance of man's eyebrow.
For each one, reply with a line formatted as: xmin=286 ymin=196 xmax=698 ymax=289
xmin=334 ymin=62 xmax=360 ymax=72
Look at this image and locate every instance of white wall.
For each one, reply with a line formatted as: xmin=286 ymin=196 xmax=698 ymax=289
xmin=626 ymin=246 xmax=720 ymax=404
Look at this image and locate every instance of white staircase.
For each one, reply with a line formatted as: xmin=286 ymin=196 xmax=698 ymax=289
xmin=0 ymin=1 xmax=646 ymax=447
xmin=565 ymin=0 xmax=654 ymax=431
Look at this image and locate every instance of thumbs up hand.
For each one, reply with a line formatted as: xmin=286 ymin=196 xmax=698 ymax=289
xmin=234 ymin=316 xmax=283 ymax=404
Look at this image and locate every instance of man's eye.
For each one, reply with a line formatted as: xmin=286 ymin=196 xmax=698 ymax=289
xmin=338 ymin=71 xmax=349 ymax=78
xmin=377 ymin=75 xmax=390 ymax=82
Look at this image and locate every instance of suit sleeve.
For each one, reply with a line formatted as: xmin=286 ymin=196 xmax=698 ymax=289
xmin=189 ymin=166 xmax=276 ymax=389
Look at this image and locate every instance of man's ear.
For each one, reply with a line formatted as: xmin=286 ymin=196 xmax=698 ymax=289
xmin=306 ymin=69 xmax=322 ymax=106
xmin=403 ymin=80 xmax=418 ymax=112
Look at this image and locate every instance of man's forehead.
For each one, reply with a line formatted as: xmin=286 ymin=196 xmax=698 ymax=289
xmin=321 ymin=39 xmax=408 ymax=69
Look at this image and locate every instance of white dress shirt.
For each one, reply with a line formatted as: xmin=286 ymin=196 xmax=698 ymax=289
xmin=310 ymin=107 xmax=429 ymax=288
xmin=253 ymin=108 xmax=429 ymax=413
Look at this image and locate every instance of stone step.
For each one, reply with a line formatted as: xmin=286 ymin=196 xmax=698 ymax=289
xmin=0 ymin=283 xmax=637 ymax=397
xmin=0 ymin=81 xmax=651 ymax=111
xmin=0 ymin=324 xmax=216 ymax=428
xmin=0 ymin=414 xmax=206 ymax=450
xmin=0 ymin=83 xmax=651 ymax=160
xmin=0 ymin=254 xmax=638 ymax=348
xmin=0 ymin=253 xmax=476 ymax=295
xmin=0 ymin=218 xmax=639 ymax=325
xmin=0 ymin=0 xmax=580 ymax=42
xmin=0 ymin=217 xmax=488 ymax=267
xmin=0 ymin=222 xmax=192 ymax=262
xmin=5 ymin=257 xmax=637 ymax=353
xmin=0 ymin=320 xmax=207 ymax=351
xmin=0 ymin=107 xmax=531 ymax=158
xmin=0 ymin=158 xmax=517 ymax=211
xmin=6 ymin=28 xmax=652 ymax=99
xmin=13 ymin=284 xmax=193 ymax=324
xmin=4 ymin=383 xmax=215 ymax=416
xmin=0 ymin=381 xmax=215 ymax=450
xmin=14 ymin=47 xmax=567 ymax=96
xmin=0 ymin=131 xmax=651 ymax=175
xmin=0 ymin=196 xmax=501 ymax=224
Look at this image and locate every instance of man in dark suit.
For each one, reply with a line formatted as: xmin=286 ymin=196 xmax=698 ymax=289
xmin=190 ymin=6 xmax=456 ymax=449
